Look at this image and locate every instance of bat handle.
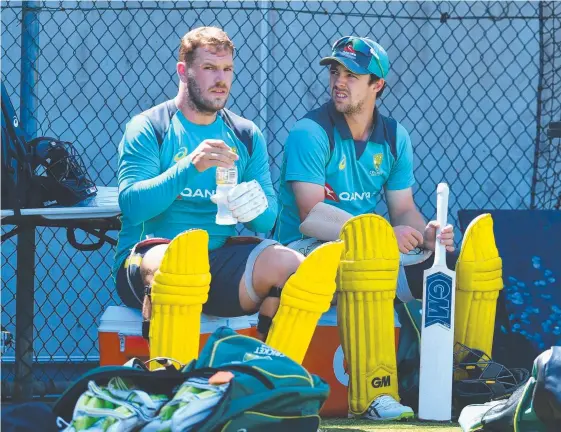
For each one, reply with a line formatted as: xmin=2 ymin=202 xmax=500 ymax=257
xmin=435 ymin=183 xmax=449 ymax=267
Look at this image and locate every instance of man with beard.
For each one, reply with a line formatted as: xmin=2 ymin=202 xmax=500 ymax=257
xmin=274 ymin=36 xmax=503 ymax=420
xmin=113 ymin=27 xmax=344 ymax=367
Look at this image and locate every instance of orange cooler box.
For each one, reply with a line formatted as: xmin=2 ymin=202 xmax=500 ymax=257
xmin=98 ymin=306 xmax=400 ymax=417
xmin=98 ymin=306 xmax=256 ymax=366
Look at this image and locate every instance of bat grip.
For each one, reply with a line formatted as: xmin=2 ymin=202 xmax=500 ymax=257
xmin=435 ymin=183 xmax=449 ymax=267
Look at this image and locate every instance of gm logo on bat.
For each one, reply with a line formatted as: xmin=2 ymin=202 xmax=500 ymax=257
xmin=425 ymin=273 xmax=453 ymax=329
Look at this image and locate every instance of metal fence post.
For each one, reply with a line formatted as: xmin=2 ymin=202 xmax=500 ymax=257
xmin=14 ymin=0 xmax=40 ymax=402
xmin=20 ymin=1 xmax=40 ymax=133
xmin=530 ymin=1 xmax=545 ymax=209
xmin=531 ymin=1 xmax=561 ymax=209
xmin=259 ymin=0 xmax=270 ymax=142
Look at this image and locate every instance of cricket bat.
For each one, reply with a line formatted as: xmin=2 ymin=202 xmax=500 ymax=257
xmin=418 ymin=183 xmax=456 ymax=421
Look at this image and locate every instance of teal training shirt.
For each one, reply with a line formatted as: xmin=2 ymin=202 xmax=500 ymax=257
xmin=274 ymin=102 xmax=415 ymax=245
xmin=113 ymin=107 xmax=277 ymax=277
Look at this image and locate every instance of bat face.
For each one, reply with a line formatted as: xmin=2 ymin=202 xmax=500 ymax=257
xmin=419 ymin=182 xmax=455 ymax=421
xmin=424 ymin=270 xmax=454 ymax=329
xmin=419 ymin=265 xmax=456 ymax=421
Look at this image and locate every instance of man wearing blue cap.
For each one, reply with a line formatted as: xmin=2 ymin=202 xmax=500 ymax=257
xmin=274 ymin=36 xmax=457 ymax=420
xmin=275 ymin=35 xmax=504 ymax=422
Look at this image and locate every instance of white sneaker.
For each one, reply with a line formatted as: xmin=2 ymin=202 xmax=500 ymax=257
xmin=349 ymin=395 xmax=415 ymax=421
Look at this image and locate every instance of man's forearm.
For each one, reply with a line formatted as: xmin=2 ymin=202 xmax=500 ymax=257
xmin=299 ymin=202 xmax=353 ymax=241
xmin=118 ymin=157 xmax=193 ymax=225
xmin=244 ymin=194 xmax=278 ymax=233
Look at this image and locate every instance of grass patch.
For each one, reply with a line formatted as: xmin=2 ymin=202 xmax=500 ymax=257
xmin=320 ymin=418 xmax=461 ymax=432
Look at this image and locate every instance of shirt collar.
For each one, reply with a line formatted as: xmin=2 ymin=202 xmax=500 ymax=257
xmin=327 ymin=101 xmax=384 ymax=144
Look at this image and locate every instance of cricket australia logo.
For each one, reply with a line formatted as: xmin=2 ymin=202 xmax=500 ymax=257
xmin=370 ymin=153 xmax=383 ymax=176
xmin=425 ymin=273 xmax=453 ymax=329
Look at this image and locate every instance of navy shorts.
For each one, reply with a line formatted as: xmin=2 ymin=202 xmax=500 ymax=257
xmin=115 ymin=238 xmax=278 ymax=317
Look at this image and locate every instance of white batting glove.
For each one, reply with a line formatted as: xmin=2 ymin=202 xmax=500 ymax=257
xmin=226 ymin=180 xmax=268 ymax=223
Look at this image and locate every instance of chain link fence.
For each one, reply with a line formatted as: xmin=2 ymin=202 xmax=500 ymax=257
xmin=1 ymin=1 xmax=560 ymax=398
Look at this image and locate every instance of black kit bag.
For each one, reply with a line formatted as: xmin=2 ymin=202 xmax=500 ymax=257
xmin=459 ymin=346 xmax=561 ymax=431
xmin=1 ymin=81 xmax=97 ymax=212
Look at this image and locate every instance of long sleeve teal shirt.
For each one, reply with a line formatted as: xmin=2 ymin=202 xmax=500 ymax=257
xmin=113 ymin=108 xmax=277 ymax=277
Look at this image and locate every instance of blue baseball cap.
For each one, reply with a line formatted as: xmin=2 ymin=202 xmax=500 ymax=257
xmin=319 ymin=36 xmax=390 ymax=79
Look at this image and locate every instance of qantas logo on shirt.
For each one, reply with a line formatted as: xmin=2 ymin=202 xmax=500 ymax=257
xmin=324 ymin=183 xmax=377 ymax=202
xmin=324 ymin=183 xmax=340 ymax=202
xmin=177 ymin=188 xmax=215 ymax=200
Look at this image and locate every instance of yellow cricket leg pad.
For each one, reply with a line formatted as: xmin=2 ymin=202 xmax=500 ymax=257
xmin=266 ymin=240 xmax=343 ymax=364
xmin=338 ymin=214 xmax=400 ymax=415
xmin=455 ymin=213 xmax=503 ymax=360
xmin=149 ymin=229 xmax=211 ymax=368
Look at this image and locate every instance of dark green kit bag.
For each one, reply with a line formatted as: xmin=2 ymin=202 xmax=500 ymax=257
xmin=54 ymin=327 xmax=329 ymax=431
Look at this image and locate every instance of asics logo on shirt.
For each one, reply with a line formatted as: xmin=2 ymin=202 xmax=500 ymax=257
xmin=339 ymin=155 xmax=346 ymax=170
xmin=174 ymin=147 xmax=188 ymax=162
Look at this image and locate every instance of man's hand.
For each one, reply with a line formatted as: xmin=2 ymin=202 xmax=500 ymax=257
xmin=393 ymin=225 xmax=424 ymax=253
xmin=423 ymin=221 xmax=455 ymax=252
xmin=227 ymin=180 xmax=268 ymax=223
xmin=189 ymin=139 xmax=239 ymax=172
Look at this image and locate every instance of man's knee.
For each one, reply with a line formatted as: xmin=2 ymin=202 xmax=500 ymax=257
xmin=140 ymin=244 xmax=168 ymax=286
xmin=252 ymin=246 xmax=304 ymax=340
xmin=252 ymin=245 xmax=304 ymax=297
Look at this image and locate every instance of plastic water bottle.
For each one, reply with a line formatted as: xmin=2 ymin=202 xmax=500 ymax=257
xmin=215 ymin=165 xmax=238 ymax=225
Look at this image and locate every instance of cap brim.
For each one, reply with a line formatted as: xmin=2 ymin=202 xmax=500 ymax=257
xmin=319 ymin=56 xmax=370 ymax=75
